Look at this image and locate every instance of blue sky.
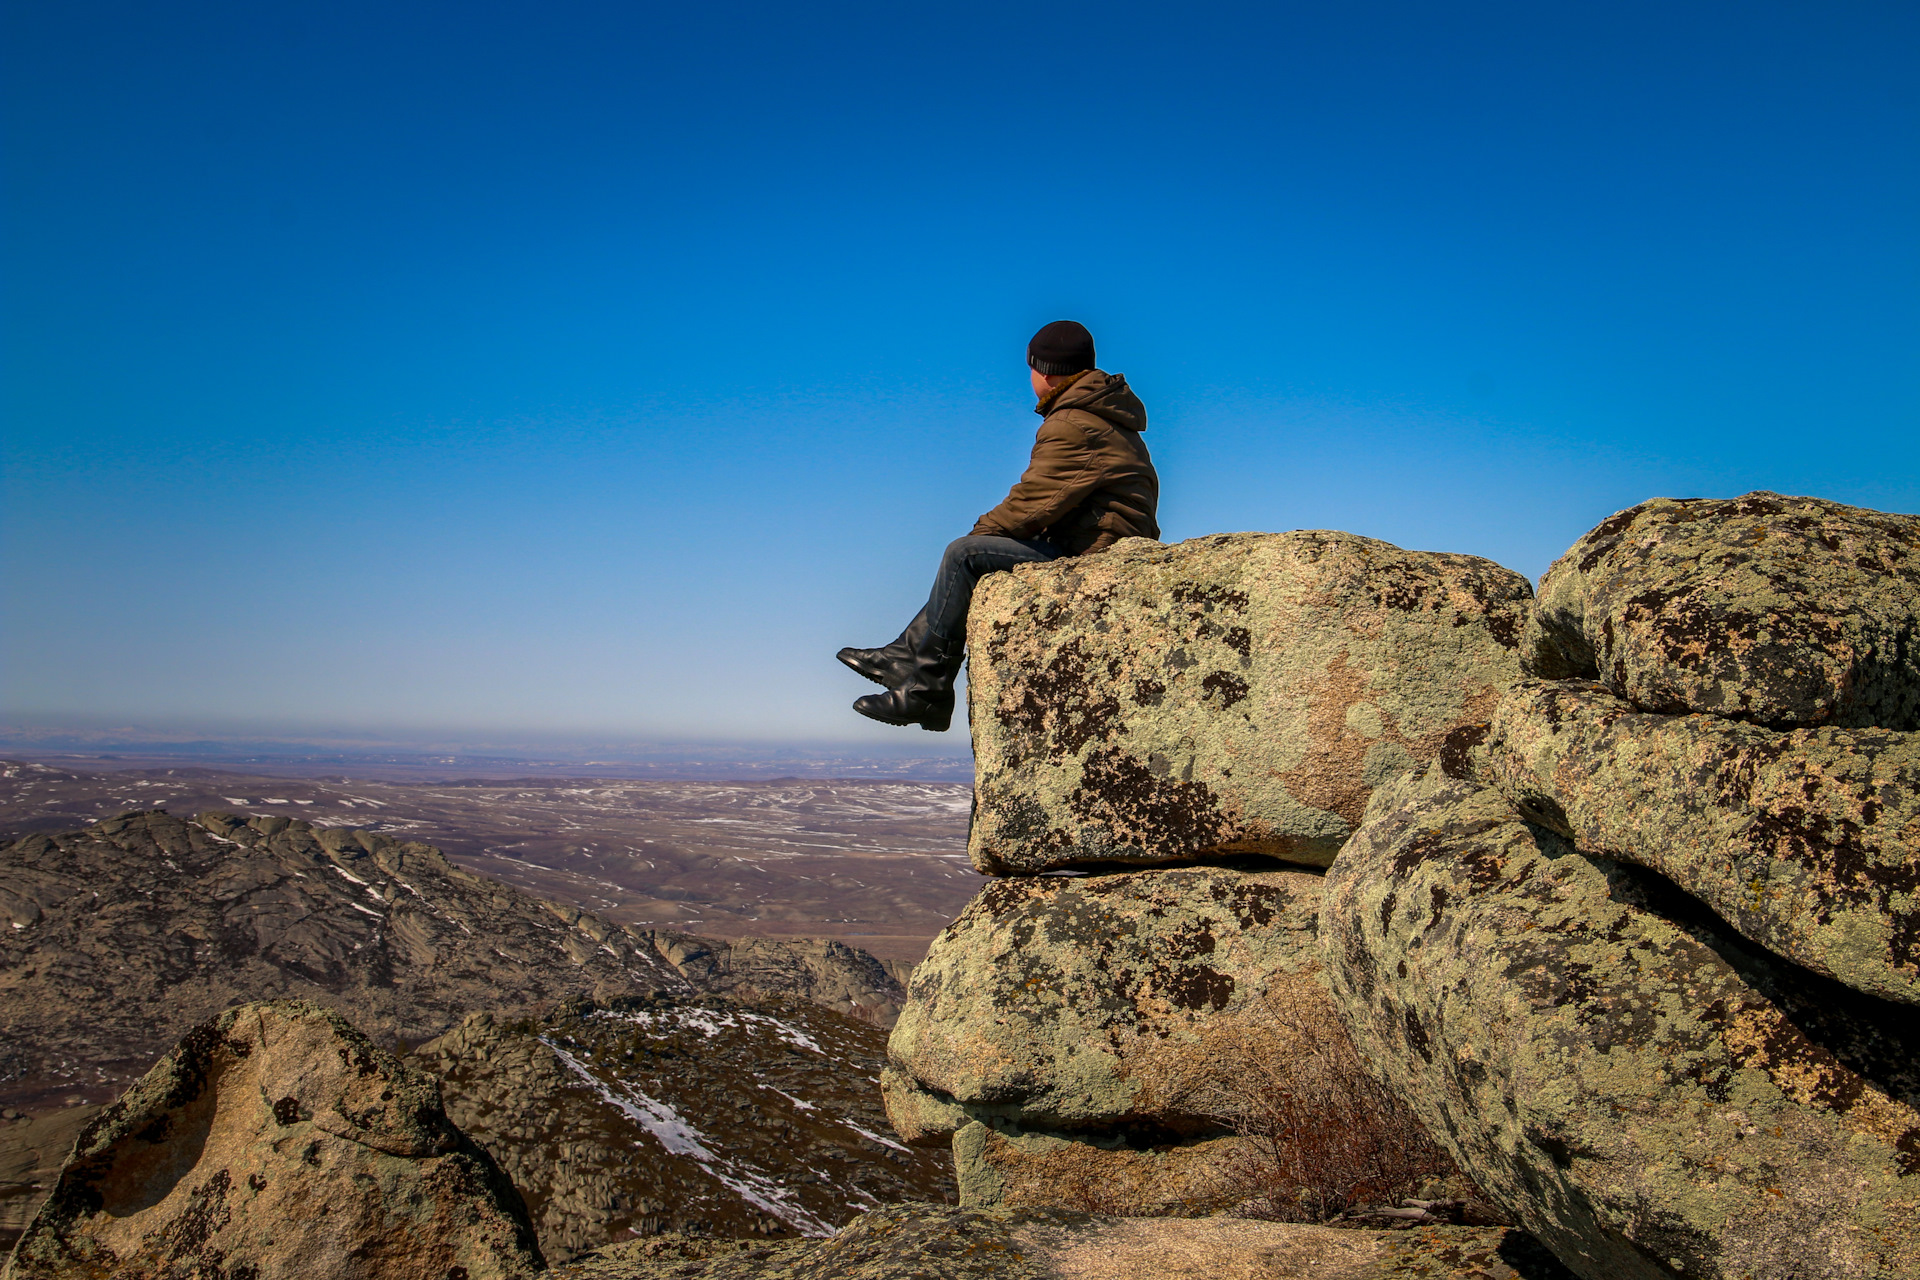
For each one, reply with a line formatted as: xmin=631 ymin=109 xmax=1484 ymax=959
xmin=4 ymin=0 xmax=1916 ymax=746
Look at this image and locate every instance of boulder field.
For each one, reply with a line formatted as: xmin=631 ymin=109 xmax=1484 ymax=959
xmin=883 ymin=495 xmax=1919 ymax=1280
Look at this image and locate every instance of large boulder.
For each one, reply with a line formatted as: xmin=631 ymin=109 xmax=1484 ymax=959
xmin=1321 ymin=763 xmax=1920 ymax=1280
xmin=1486 ymin=679 xmax=1920 ymax=1005
xmin=966 ymin=532 xmax=1532 ymax=873
xmin=1523 ymin=492 xmax=1920 ymax=729
xmin=3 ymin=999 xmax=542 ymax=1280
xmin=885 ymin=864 xmax=1326 ymax=1137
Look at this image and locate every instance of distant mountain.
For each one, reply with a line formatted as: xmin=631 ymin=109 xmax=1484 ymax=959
xmin=0 ymin=759 xmax=981 ymax=968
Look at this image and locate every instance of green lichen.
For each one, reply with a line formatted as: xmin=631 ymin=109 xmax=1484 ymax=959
xmin=965 ymin=531 xmax=1531 ymax=874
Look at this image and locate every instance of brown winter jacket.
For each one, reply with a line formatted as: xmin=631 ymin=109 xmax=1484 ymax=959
xmin=972 ymin=369 xmax=1160 ymax=555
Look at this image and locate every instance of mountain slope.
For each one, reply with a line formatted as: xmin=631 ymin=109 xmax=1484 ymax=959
xmin=417 ymin=999 xmax=953 ymax=1259
xmin=0 ymin=809 xmax=899 ymax=1111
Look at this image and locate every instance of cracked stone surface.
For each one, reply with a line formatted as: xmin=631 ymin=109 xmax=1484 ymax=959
xmin=1485 ymin=678 xmax=1920 ymax=1005
xmin=3 ymin=999 xmax=542 ymax=1280
xmin=966 ymin=531 xmax=1530 ymax=874
xmin=1522 ymin=492 xmax=1920 ymax=730
xmin=885 ymin=864 xmax=1326 ymax=1137
xmin=1321 ymin=762 xmax=1920 ymax=1280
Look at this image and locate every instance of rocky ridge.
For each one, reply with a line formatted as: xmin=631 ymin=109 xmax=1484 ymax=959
xmin=0 ymin=809 xmax=922 ymax=1262
xmin=415 ymin=997 xmax=952 ymax=1260
xmin=0 ymin=808 xmax=905 ymax=1113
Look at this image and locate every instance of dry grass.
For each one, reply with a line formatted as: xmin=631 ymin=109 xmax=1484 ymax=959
xmin=1132 ymin=974 xmax=1459 ymax=1223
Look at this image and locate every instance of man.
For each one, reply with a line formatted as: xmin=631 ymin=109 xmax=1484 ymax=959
xmin=839 ymin=320 xmax=1159 ymax=731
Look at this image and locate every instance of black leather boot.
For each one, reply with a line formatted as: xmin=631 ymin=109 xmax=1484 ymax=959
xmin=836 ymin=608 xmax=931 ymax=689
xmin=853 ymin=628 xmax=964 ymax=731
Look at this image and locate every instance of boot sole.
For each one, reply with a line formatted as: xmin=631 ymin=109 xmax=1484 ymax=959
xmin=853 ymin=697 xmax=953 ymax=732
xmin=836 ymin=649 xmax=893 ymax=687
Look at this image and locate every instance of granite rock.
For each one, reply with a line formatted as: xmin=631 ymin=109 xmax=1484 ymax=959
xmin=966 ymin=532 xmax=1531 ymax=873
xmin=1523 ymin=492 xmax=1920 ymax=729
xmin=552 ymin=1200 xmax=1576 ymax=1280
xmin=1321 ymin=763 xmax=1920 ymax=1280
xmin=885 ymin=864 xmax=1326 ymax=1136
xmin=949 ymin=1120 xmax=1242 ymax=1215
xmin=3 ymin=999 xmax=542 ymax=1280
xmin=1486 ymin=678 xmax=1920 ymax=1005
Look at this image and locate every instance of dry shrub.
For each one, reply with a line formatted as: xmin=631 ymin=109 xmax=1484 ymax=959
xmin=1131 ymin=972 xmax=1458 ymax=1222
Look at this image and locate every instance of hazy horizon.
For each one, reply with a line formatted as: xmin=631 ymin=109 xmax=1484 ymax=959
xmin=6 ymin=1 xmax=1915 ymax=740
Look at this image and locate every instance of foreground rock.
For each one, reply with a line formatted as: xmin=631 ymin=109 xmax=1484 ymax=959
xmin=1524 ymin=492 xmax=1920 ymax=729
xmin=886 ymin=864 xmax=1326 ymax=1139
xmin=0 ymin=1106 xmax=99 ymax=1254
xmin=966 ymin=532 xmax=1531 ymax=873
xmin=1487 ymin=678 xmax=1920 ymax=1005
xmin=416 ymin=997 xmax=952 ymax=1260
xmin=4 ymin=999 xmax=542 ymax=1280
xmin=554 ymin=1201 xmax=1576 ymax=1279
xmin=1322 ymin=763 xmax=1920 ymax=1280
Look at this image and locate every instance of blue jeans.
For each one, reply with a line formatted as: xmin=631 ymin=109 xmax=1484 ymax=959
xmin=925 ymin=535 xmax=1066 ymax=642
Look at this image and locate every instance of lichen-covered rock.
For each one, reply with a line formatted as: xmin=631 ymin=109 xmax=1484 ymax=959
xmin=950 ymin=1119 xmax=1241 ymax=1215
xmin=966 ymin=532 xmax=1531 ymax=873
xmin=1486 ymin=678 xmax=1920 ymax=1005
xmin=1322 ymin=764 xmax=1920 ymax=1280
xmin=553 ymin=1200 xmax=1577 ymax=1280
xmin=1524 ymin=492 xmax=1920 ymax=729
xmin=3 ymin=999 xmax=542 ymax=1280
xmin=885 ymin=864 xmax=1326 ymax=1135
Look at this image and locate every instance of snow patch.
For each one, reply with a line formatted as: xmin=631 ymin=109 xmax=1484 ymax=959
xmin=543 ymin=1040 xmax=834 ymax=1236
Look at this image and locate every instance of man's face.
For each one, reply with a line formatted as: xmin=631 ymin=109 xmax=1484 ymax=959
xmin=1030 ymin=366 xmax=1059 ymax=399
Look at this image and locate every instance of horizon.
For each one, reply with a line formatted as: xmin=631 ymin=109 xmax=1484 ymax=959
xmin=6 ymin=1 xmax=1916 ymax=743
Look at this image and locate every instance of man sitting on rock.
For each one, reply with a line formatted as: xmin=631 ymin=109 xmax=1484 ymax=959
xmin=840 ymin=320 xmax=1159 ymax=731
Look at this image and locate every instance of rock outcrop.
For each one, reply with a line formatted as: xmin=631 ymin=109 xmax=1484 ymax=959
xmin=3 ymin=999 xmax=543 ymax=1280
xmin=1523 ymin=492 xmax=1920 ymax=729
xmin=552 ymin=1201 xmax=1576 ymax=1279
xmin=415 ymin=997 xmax=953 ymax=1260
xmin=965 ymin=532 xmax=1531 ymax=873
xmin=1485 ymin=678 xmax=1920 ymax=1005
xmin=879 ymin=863 xmax=1412 ymax=1216
xmin=0 ymin=1106 xmax=99 ymax=1254
xmin=886 ymin=864 xmax=1324 ymax=1140
xmin=1323 ymin=762 xmax=1920 ymax=1280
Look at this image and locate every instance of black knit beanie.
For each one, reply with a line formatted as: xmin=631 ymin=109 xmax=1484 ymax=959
xmin=1027 ymin=320 xmax=1096 ymax=376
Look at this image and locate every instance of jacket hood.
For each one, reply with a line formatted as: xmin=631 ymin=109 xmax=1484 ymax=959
xmin=1040 ymin=369 xmax=1147 ymax=433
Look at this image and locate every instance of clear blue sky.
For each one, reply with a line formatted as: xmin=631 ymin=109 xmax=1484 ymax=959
xmin=4 ymin=0 xmax=1916 ymax=746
